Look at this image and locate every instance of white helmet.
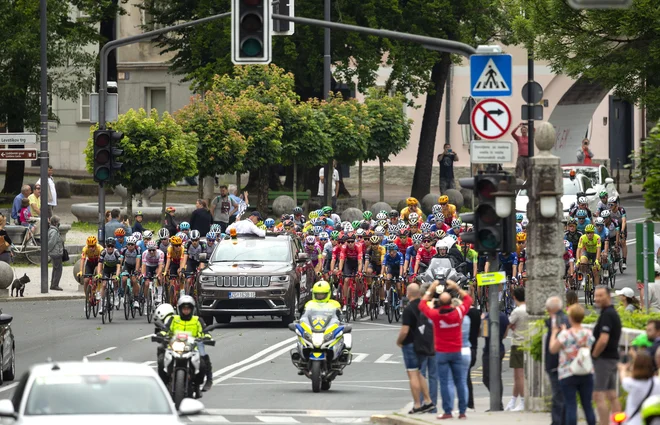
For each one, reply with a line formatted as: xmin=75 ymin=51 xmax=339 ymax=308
xmin=143 ymin=230 xmax=154 ymax=239
xmin=157 ymin=228 xmax=170 ymax=240
xmin=155 ymin=303 xmax=175 ymax=322
xmin=577 ymin=196 xmax=587 ymax=204
xmin=608 ymin=196 xmax=617 ymax=204
xmin=594 ymin=217 xmax=605 ymax=226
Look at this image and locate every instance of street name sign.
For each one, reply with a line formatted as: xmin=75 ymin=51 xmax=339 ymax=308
xmin=470 ymin=140 xmax=514 ymax=164
xmin=471 ymin=98 xmax=512 ymax=140
xmin=0 ymin=133 xmax=38 ymax=145
xmin=477 ymin=271 xmax=506 ymax=286
xmin=470 ymin=54 xmax=512 ymax=97
xmin=0 ymin=149 xmax=37 ymax=160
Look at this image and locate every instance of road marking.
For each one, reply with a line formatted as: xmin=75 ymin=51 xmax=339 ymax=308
xmin=203 ymin=408 xmax=382 ymax=417
xmin=0 ymin=383 xmax=18 ymax=394
xmin=214 ymin=344 xmax=295 ymax=384
xmin=212 ymin=337 xmax=297 ymax=378
xmin=255 ymin=416 xmax=299 ymax=423
xmin=351 ymin=353 xmax=369 ymax=363
xmin=188 ymin=415 xmax=230 ymax=423
xmin=85 ymin=347 xmax=116 ymax=357
xmin=133 ymin=334 xmax=154 ymax=341
xmin=327 ymin=419 xmax=368 ymax=423
xmin=374 ymin=354 xmax=400 ymax=364
xmin=354 ymin=321 xmax=400 ymax=329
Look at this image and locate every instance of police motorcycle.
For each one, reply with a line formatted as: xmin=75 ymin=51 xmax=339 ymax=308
xmin=418 ymin=257 xmax=470 ymax=290
xmin=288 ymin=305 xmax=353 ymax=393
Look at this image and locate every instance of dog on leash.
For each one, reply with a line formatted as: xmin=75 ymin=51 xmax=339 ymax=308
xmin=11 ymin=273 xmax=30 ymax=297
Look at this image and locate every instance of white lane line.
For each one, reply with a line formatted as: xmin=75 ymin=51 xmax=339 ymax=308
xmin=351 ymin=353 xmax=368 ymax=363
xmin=0 ymin=383 xmax=19 ymax=394
xmin=203 ymin=409 xmax=383 ymax=417
xmin=213 ymin=344 xmax=295 ymax=384
xmin=354 ymin=321 xmax=400 ymax=329
xmin=327 ymin=419 xmax=368 ymax=423
xmin=85 ymin=347 xmax=116 ymax=357
xmin=374 ymin=354 xmax=400 ymax=364
xmin=133 ymin=334 xmax=154 ymax=341
xmin=212 ymin=336 xmax=297 ymax=378
xmin=188 ymin=415 xmax=231 ymax=423
xmin=255 ymin=416 xmax=299 ymax=423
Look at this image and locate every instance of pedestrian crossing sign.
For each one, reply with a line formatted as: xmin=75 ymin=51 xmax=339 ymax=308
xmin=470 ymin=54 xmax=513 ymax=97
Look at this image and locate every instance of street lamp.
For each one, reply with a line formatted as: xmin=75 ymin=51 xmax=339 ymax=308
xmin=492 ymin=179 xmax=515 ymax=218
xmin=538 ymin=178 xmax=559 ymax=218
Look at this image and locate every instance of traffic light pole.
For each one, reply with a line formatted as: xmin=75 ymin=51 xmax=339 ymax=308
xmin=39 ymin=0 xmax=49 ymax=294
xmin=487 ymin=253 xmax=502 ymax=412
xmin=323 ymin=0 xmax=332 ymax=209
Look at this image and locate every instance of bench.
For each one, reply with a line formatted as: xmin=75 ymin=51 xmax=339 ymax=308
xmin=267 ymin=190 xmax=312 ymax=211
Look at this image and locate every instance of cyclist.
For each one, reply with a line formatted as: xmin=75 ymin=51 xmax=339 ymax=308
xmin=448 ymin=218 xmax=462 ymax=237
xmin=141 ymin=240 xmax=164 ymax=305
xmin=408 ymin=215 xmax=421 ymax=235
xmin=595 ymin=190 xmax=609 ymax=216
xmin=414 ymin=235 xmax=437 ymax=276
xmin=337 ymin=234 xmax=364 ymax=312
xmin=179 ymin=221 xmax=191 ymax=239
xmin=322 ymin=231 xmax=338 ymax=278
xmin=431 ymin=213 xmax=450 ymax=233
xmin=569 ymin=196 xmax=593 ymax=219
xmin=321 ymin=206 xmax=342 ymax=225
xmin=486 ymin=250 xmax=518 ymax=287
xmin=292 ymin=207 xmax=306 ymax=227
xmin=388 ymin=210 xmax=401 ymax=227
xmin=328 ymin=231 xmax=343 ymax=279
xmin=576 ymin=224 xmax=601 ymax=287
xmin=120 ymin=235 xmax=142 ymax=310
xmin=608 ymin=196 xmax=627 ymax=270
xmin=594 ymin=217 xmax=610 ymax=274
xmin=394 ymin=228 xmax=413 ymax=257
xmin=304 ymin=235 xmax=323 ymax=276
xmin=383 ymin=243 xmax=404 ymax=309
xmin=428 ymin=204 xmax=442 ymax=223
xmin=601 ymin=209 xmax=621 ymax=269
xmin=564 ymin=218 xmax=582 ymax=254
xmin=563 ymin=240 xmax=575 ymax=288
xmin=97 ymin=237 xmax=122 ymax=314
xmin=515 ymin=232 xmax=527 ymax=279
xmin=362 ymin=211 xmax=376 ymax=228
xmin=404 ymin=233 xmax=422 ymax=279
xmin=400 ymin=197 xmax=423 ymax=221
xmin=80 ymin=236 xmax=104 ymax=300
xmin=181 ymin=230 xmax=207 ymax=295
xmin=205 ymin=232 xmax=217 ymax=257
xmin=158 ymin=229 xmax=170 ymax=256
xmin=114 ymin=228 xmax=127 ymax=250
xmin=575 ymin=209 xmax=591 ymax=233
xmin=460 ymin=240 xmax=479 ymax=279
xmin=364 ymin=235 xmax=385 ymax=314
xmin=164 ymin=235 xmax=184 ymax=301
xmin=438 ymin=195 xmax=457 ymax=226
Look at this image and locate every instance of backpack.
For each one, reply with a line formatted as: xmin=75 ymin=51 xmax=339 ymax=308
xmin=412 ymin=302 xmax=435 ymax=357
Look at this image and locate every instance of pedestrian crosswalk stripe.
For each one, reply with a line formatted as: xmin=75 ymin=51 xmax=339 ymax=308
xmin=326 ymin=419 xmax=368 ymax=423
xmin=188 ymin=415 xmax=230 ymax=423
xmin=255 ymin=416 xmax=300 ymax=423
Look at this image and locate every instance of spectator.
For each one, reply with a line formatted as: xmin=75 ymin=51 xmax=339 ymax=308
xmin=318 ymin=160 xmax=340 ymax=211
xmin=646 ymin=320 xmax=660 ymax=367
xmin=28 ymin=184 xmax=41 ymax=217
xmin=418 ymin=279 xmax=472 ymax=420
xmin=105 ymin=210 xmax=111 ymax=223
xmin=512 ymin=123 xmax=529 ymax=180
xmin=105 ymin=208 xmax=131 ymax=241
xmin=36 ymin=165 xmax=57 ymax=217
xmin=163 ymin=206 xmax=178 ymax=237
xmin=228 ymin=185 xmax=249 ymax=224
xmin=616 ymin=287 xmax=640 ymax=312
xmin=576 ymin=138 xmax=594 ymax=165
xmin=18 ymin=198 xmax=35 ymax=235
xmin=545 ymin=296 xmax=570 ymax=425
xmin=482 ymin=309 xmax=509 ymax=411
xmin=466 ymin=304 xmax=481 ymax=410
xmin=0 ymin=214 xmax=13 ymax=264
xmin=444 ymin=297 xmax=472 ymax=414
xmin=506 ymin=286 xmax=528 ymax=412
xmin=549 ymin=304 xmax=596 ymax=425
xmin=418 ymin=282 xmax=438 ymax=414
xmin=437 ymin=143 xmax=458 ymax=193
xmin=133 ymin=211 xmax=145 ymax=234
xmin=190 ymin=199 xmax=213 ymax=236
xmin=47 ymin=215 xmax=64 ymax=291
xmin=566 ymin=290 xmax=578 ymax=309
xmin=210 ymin=185 xmax=238 ymax=233
xmin=619 ymin=351 xmax=660 ymax=425
xmin=11 ymin=185 xmax=31 ymax=225
xmin=227 ymin=211 xmax=266 ymax=237
xmin=396 ymin=283 xmax=435 ymax=414
xmin=592 ymin=286 xmax=622 ymax=425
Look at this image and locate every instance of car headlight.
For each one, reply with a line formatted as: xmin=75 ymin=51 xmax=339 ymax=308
xmin=270 ymin=275 xmax=290 ymax=282
xmin=199 ymin=275 xmax=216 ymax=287
xmin=312 ymin=333 xmax=324 ymax=347
xmin=171 ymin=341 xmax=186 ymax=353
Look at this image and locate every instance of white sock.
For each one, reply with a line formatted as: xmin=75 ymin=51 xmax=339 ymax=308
xmin=518 ymin=397 xmax=524 ymax=405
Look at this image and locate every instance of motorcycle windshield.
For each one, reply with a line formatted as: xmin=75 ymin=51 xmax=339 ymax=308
xmin=300 ymin=307 xmax=337 ymax=332
xmin=419 ymin=258 xmax=454 ymax=282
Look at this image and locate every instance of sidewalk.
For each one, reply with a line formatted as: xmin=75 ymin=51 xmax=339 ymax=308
xmin=1 ymin=264 xmax=83 ymax=302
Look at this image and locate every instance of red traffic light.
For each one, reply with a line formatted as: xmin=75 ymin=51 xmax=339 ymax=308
xmin=476 ymin=178 xmax=498 ymax=199
xmin=95 ymin=132 xmax=110 ymax=147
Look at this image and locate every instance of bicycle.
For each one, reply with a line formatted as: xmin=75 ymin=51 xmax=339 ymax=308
xmin=123 ymin=271 xmax=142 ymax=320
xmin=143 ymin=273 xmax=160 ymax=324
xmin=501 ymin=276 xmax=515 ymax=315
xmin=577 ymin=261 xmax=596 ymax=306
xmin=385 ymin=276 xmax=403 ymax=324
xmin=181 ymin=270 xmax=198 ymax=299
xmin=9 ymin=225 xmax=43 ymax=265
xmin=611 ymin=242 xmax=624 ymax=274
xmin=340 ymin=274 xmax=358 ymax=323
xmin=100 ymin=276 xmax=117 ymax=324
xmin=83 ymin=273 xmax=100 ymax=319
xmin=366 ymin=274 xmax=382 ymax=321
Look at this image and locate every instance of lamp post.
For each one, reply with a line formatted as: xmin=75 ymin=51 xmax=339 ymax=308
xmin=493 ymin=179 xmax=516 ymax=219
xmin=538 ymin=179 xmax=560 ymax=218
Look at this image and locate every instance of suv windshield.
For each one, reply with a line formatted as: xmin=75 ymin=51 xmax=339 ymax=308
xmin=563 ymin=168 xmax=599 ymax=186
xmin=211 ymin=238 xmax=291 ymax=262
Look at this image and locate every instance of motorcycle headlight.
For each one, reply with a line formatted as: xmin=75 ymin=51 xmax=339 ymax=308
xmin=171 ymin=341 xmax=186 ymax=353
xmin=323 ymin=332 xmax=334 ymax=342
xmin=312 ymin=333 xmax=324 ymax=347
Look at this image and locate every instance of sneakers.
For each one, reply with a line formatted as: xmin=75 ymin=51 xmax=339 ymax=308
xmin=458 ymin=414 xmax=467 ymax=419
xmin=133 ymin=301 xmax=139 ymax=309
xmin=379 ymin=306 xmax=385 ymax=315
xmin=512 ymin=399 xmax=525 ymax=412
xmin=622 ymin=261 xmax=627 ymax=270
xmin=366 ymin=289 xmax=371 ymax=298
xmin=504 ymin=397 xmax=517 ymax=411
xmin=437 ymin=414 xmax=453 ymax=420
xmin=408 ymin=403 xmax=435 ymax=414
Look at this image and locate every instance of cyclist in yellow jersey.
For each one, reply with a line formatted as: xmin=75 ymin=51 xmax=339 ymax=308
xmin=576 ymin=224 xmax=601 ymax=286
xmin=79 ymin=236 xmax=104 ymax=298
xmin=164 ymin=235 xmax=184 ymax=278
xmin=400 ymin=197 xmax=423 ymax=221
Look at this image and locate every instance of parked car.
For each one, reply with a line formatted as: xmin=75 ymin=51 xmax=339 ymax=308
xmin=561 ymin=163 xmax=619 ymax=200
xmin=0 ymin=361 xmax=203 ymax=424
xmin=0 ymin=309 xmax=15 ymax=386
xmin=516 ymin=172 xmax=598 ymax=217
xmin=196 ymin=234 xmax=315 ymax=326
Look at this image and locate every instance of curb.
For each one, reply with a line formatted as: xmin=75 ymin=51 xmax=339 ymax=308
xmin=371 ymin=415 xmax=435 ymax=425
xmin=0 ymin=295 xmax=85 ymax=302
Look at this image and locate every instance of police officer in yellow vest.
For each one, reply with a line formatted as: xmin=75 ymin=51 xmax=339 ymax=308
xmin=157 ymin=295 xmax=214 ymax=394
xmin=304 ymin=281 xmax=343 ymax=322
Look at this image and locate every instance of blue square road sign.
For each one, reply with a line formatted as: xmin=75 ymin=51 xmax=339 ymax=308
xmin=470 ymin=54 xmax=513 ymax=97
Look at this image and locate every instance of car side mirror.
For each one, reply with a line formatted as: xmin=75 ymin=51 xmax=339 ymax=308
xmin=0 ymin=314 xmax=13 ymax=326
xmin=178 ymin=398 xmax=204 ymax=416
xmin=297 ymin=253 xmax=309 ymax=262
xmin=0 ymin=399 xmax=16 ymax=418
xmin=605 ymin=177 xmax=614 ymax=185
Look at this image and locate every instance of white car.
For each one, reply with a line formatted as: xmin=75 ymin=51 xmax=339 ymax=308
xmin=515 ymin=173 xmax=599 ymax=217
xmin=0 ymin=361 xmax=204 ymax=424
xmin=561 ymin=164 xmax=619 ymax=201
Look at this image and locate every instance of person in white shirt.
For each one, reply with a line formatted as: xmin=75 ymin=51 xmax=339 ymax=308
xmin=228 ymin=211 xmax=266 ymax=237
xmin=506 ymin=287 xmax=528 ymax=412
xmin=36 ymin=165 xmax=57 ymax=218
xmin=318 ymin=160 xmax=340 ymax=210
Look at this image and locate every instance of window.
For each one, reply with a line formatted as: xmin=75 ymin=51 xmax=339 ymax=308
xmin=79 ymin=93 xmax=90 ymax=122
xmin=601 ymin=166 xmax=610 ymax=183
xmin=141 ymin=8 xmax=164 ymax=31
xmin=77 ymin=8 xmax=89 ymax=19
xmin=146 ymin=88 xmax=167 ymax=115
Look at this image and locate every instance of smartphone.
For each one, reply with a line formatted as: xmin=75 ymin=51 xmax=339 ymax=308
xmin=621 ymin=354 xmax=629 ymax=364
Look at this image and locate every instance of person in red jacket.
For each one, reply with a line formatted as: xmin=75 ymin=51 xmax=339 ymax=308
xmin=419 ymin=279 xmax=472 ymax=420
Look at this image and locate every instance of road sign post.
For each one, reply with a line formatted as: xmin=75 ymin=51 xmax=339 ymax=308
xmin=636 ymin=221 xmax=655 ymax=312
xmin=471 ymin=98 xmax=512 ymax=140
xmin=0 ymin=149 xmax=38 ymax=160
xmin=470 ymin=141 xmax=514 ymax=164
xmin=0 ymin=133 xmax=38 ymax=144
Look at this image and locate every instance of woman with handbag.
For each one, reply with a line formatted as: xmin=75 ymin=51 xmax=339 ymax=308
xmin=47 ymin=215 xmax=64 ymax=291
xmin=617 ymin=351 xmax=660 ymax=425
xmin=549 ymin=303 xmax=596 ymax=425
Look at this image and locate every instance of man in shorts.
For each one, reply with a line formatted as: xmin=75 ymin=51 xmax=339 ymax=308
xmin=592 ymin=286 xmax=622 ymax=425
xmin=505 ymin=287 xmax=528 ymax=411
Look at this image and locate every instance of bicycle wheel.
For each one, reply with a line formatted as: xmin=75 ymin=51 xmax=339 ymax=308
xmin=618 ymin=259 xmax=624 ymax=274
xmin=169 ymin=284 xmax=178 ymax=309
xmin=609 ymin=272 xmax=616 ymax=290
xmin=114 ymin=284 xmax=121 ymax=311
xmin=146 ymin=288 xmax=153 ymax=324
xmin=124 ymin=289 xmax=131 ymax=320
xmin=24 ymin=238 xmax=43 ymax=265
xmin=351 ymin=288 xmax=358 ymax=322
xmin=85 ymin=290 xmax=91 ymax=319
xmin=584 ymin=275 xmax=591 ymax=306
xmin=387 ymin=290 xmax=394 ymax=324
xmin=344 ymin=292 xmax=352 ymax=323
xmin=394 ymin=295 xmax=401 ymax=322
xmin=107 ymin=288 xmax=115 ymax=323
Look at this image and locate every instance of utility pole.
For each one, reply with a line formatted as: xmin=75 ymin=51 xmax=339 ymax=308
xmin=323 ymin=0 xmax=333 ymax=209
xmin=527 ymin=46 xmax=535 ymax=159
xmin=39 ymin=0 xmax=49 ymax=294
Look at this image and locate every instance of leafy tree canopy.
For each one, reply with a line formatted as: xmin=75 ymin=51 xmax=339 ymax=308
xmin=364 ymin=88 xmax=412 ymax=163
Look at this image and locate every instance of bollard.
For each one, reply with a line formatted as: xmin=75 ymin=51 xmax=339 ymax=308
xmin=628 ymin=159 xmax=634 ymax=193
xmin=616 ymin=159 xmax=621 ymax=193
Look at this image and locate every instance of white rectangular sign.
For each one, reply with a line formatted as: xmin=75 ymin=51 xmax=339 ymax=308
xmin=470 ymin=140 xmax=514 ymax=164
xmin=0 ymin=133 xmax=38 ymax=144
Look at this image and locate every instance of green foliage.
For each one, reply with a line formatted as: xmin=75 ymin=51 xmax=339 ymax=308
xmin=364 ymin=88 xmax=412 ymax=163
xmin=84 ymin=108 xmax=197 ymax=194
xmin=639 ymin=122 xmax=660 ymax=219
xmin=280 ymin=101 xmax=333 ymax=168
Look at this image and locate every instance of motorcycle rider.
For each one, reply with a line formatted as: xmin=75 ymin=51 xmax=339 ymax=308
xmin=156 ymin=296 xmax=214 ymax=394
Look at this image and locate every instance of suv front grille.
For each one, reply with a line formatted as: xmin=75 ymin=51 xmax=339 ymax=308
xmin=217 ymin=275 xmax=270 ymax=288
xmin=216 ymin=299 xmax=271 ymax=310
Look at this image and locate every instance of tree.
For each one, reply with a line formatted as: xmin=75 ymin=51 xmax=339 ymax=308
xmin=638 ymin=121 xmax=660 ymax=218
xmin=512 ymin=0 xmax=660 ymax=120
xmin=84 ymin=108 xmax=197 ymax=216
xmin=364 ymin=88 xmax=413 ymax=201
xmin=0 ymin=0 xmax=124 ymax=194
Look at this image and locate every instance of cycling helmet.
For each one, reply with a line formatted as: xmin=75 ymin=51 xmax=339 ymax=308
xmin=351 ymin=221 xmax=360 ymax=230
xmin=305 ymin=235 xmax=316 ymax=245
xmin=515 ymin=213 xmax=523 ymax=222
xmin=114 ymin=228 xmax=126 ymax=237
xmin=369 ymin=235 xmax=380 ymax=244
xmin=177 ymin=295 xmax=195 ymax=321
xmin=584 ymin=224 xmax=595 ymax=233
xmin=516 ymin=232 xmax=527 ymax=242
xmin=305 ymin=228 xmax=315 ymax=236
xmin=146 ymin=241 xmax=158 ymax=250
xmin=312 ymin=281 xmax=331 ymax=302
xmin=293 ymin=206 xmax=303 ymax=215
xmin=210 ymin=224 xmax=221 ymax=233
xmin=313 ymin=225 xmax=324 ymax=235
xmin=143 ymin=230 xmax=154 ymax=239
xmin=599 ymin=190 xmax=608 ymax=198
xmin=319 ymin=232 xmax=329 ymax=240
xmin=264 ymin=218 xmax=275 ymax=228
xmin=177 ymin=232 xmax=189 ymax=243
xmin=409 ymin=217 xmax=419 ymax=226
xmin=179 ymin=221 xmax=190 ymax=231
xmin=156 ymin=228 xmax=168 ymax=240
xmin=322 ymin=206 xmax=333 ymax=215
xmin=409 ymin=212 xmax=419 ymax=222
xmin=567 ymin=217 xmax=578 ymax=225
xmin=608 ymin=196 xmax=617 ymax=204
xmin=406 ymin=197 xmax=418 ymax=206
xmin=377 ymin=220 xmax=387 ymax=228
xmin=155 ymin=303 xmax=175 ymax=322
xmin=363 ymin=211 xmax=373 ymax=221
xmin=521 ymin=218 xmax=529 ymax=228
xmin=432 ymin=204 xmax=442 ymax=215
xmin=564 ymin=240 xmax=571 ymax=249
xmin=420 ymin=222 xmax=432 ymax=233
xmin=133 ymin=232 xmax=142 ymax=241
xmin=375 ymin=212 xmax=387 ymax=221
xmin=435 ymin=213 xmax=445 ymax=222
xmin=343 ymin=224 xmax=354 ymax=233
xmin=105 ymin=237 xmax=116 ymax=247
xmin=436 ymin=230 xmax=446 ymax=239
xmin=577 ymin=196 xmax=587 ymax=205
xmin=438 ymin=195 xmax=449 ymax=205
xmin=576 ymin=209 xmax=587 ymax=218
xmin=601 ymin=209 xmax=611 ymax=218
xmin=386 ymin=235 xmax=397 ymax=243
xmin=389 ymin=210 xmax=399 ymax=218
xmin=190 ymin=230 xmax=201 ymax=240
xmin=451 ymin=218 xmax=462 ymax=228
xmin=412 ymin=233 xmax=423 ymax=244
xmin=283 ymin=219 xmax=294 ymax=228
xmin=398 ymin=228 xmax=409 ymax=237
xmin=641 ymin=395 xmax=660 ymax=425
xmin=86 ymin=236 xmax=98 ymax=246
xmin=316 ymin=209 xmax=324 ymax=217
xmin=374 ymin=226 xmax=385 ymax=235
xmin=355 ymin=228 xmax=365 ymax=237
xmin=170 ymin=235 xmax=183 ymax=246
xmin=330 ymin=230 xmax=340 ymax=240
xmin=387 ymin=243 xmax=398 ymax=251
xmin=308 ymin=211 xmax=319 ymax=220
xmin=280 ymin=214 xmax=290 ymax=222
xmin=126 ymin=236 xmax=137 ymax=245
xmin=206 ymin=232 xmax=216 ymax=240
xmin=594 ymin=217 xmax=605 ymax=226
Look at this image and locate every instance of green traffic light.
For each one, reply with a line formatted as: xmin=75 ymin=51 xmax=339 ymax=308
xmin=95 ymin=167 xmax=110 ymax=181
xmin=478 ymin=229 xmax=500 ymax=250
xmin=241 ymin=38 xmax=263 ymax=56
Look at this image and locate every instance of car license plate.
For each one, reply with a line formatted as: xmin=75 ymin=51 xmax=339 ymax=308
xmin=229 ymin=292 xmax=256 ymax=299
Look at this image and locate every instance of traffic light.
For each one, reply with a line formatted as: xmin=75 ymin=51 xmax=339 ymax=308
xmin=459 ymin=174 xmax=505 ymax=253
xmin=92 ymin=129 xmax=123 ymax=183
xmin=232 ymin=0 xmax=272 ymax=65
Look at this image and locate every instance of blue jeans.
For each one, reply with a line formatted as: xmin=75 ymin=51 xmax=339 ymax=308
xmin=437 ymin=351 xmax=468 ymax=415
xmin=419 ymin=354 xmax=438 ymax=411
xmin=559 ymin=374 xmax=596 ymax=425
xmin=445 ymin=352 xmax=471 ymax=412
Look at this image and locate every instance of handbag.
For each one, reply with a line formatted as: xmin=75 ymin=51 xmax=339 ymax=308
xmin=568 ymin=330 xmax=593 ymax=376
xmin=61 ymin=245 xmax=69 ymax=262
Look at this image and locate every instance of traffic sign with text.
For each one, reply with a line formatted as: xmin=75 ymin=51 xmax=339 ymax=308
xmin=0 ymin=133 xmax=38 ymax=145
xmin=470 ymin=140 xmax=514 ymax=164
xmin=477 ymin=271 xmax=506 ymax=286
xmin=470 ymin=54 xmax=512 ymax=97
xmin=0 ymin=149 xmax=37 ymax=160
xmin=471 ymin=98 xmax=512 ymax=140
